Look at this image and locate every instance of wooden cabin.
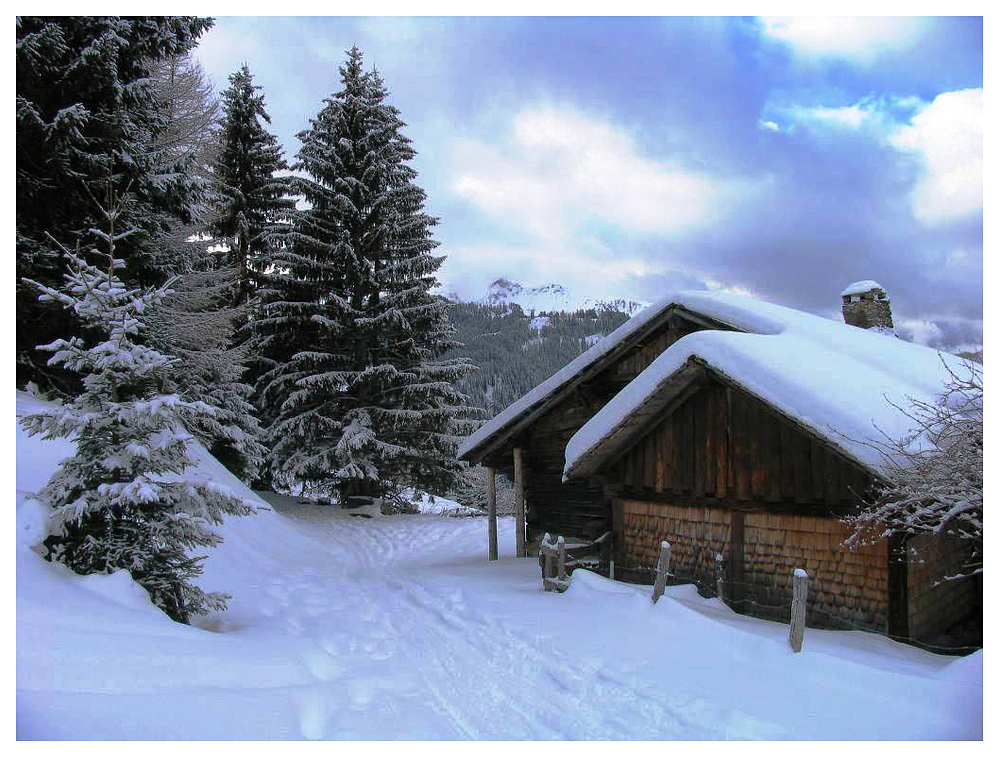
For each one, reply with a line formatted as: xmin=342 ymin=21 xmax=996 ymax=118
xmin=459 ymin=290 xmax=980 ymax=648
xmin=457 ymin=302 xmax=737 ymax=547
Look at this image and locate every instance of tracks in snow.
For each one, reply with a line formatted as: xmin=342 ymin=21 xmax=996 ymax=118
xmin=255 ymin=510 xmax=734 ymax=739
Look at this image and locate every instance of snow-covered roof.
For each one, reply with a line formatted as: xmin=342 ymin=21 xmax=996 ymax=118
xmin=563 ymin=290 xmax=971 ymax=481
xmin=841 ymin=280 xmax=885 ymax=297
xmin=456 ymin=292 xmax=739 ymax=461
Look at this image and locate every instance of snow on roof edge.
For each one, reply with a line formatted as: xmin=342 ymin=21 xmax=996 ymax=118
xmin=460 ymin=287 xmax=968 ymax=471
xmin=563 ymin=324 xmax=966 ymax=483
xmin=563 ymin=349 xmax=876 ymax=482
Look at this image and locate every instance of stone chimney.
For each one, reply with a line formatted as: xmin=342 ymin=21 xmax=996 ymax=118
xmin=841 ymin=280 xmax=894 ymax=334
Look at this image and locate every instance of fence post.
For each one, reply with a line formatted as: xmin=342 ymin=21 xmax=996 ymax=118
xmin=651 ymin=541 xmax=671 ymax=604
xmin=789 ymin=568 xmax=808 ymax=653
xmin=541 ymin=533 xmax=554 ymax=584
xmin=715 ymin=552 xmax=724 ymax=601
xmin=556 ymin=535 xmax=566 ymax=581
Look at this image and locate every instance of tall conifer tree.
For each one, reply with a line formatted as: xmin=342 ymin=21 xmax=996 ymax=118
xmin=212 ymin=64 xmax=292 ymax=306
xmin=258 ymin=47 xmax=476 ymax=499
xmin=16 ymin=17 xmax=212 ymax=391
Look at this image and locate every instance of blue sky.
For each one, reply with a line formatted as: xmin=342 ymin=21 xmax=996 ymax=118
xmin=195 ymin=16 xmax=983 ymax=351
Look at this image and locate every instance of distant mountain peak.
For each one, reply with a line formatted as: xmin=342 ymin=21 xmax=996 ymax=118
xmin=480 ymin=278 xmax=645 ymax=316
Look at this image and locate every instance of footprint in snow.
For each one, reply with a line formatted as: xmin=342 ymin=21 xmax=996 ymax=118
xmin=301 ymin=604 xmax=327 ymax=619
xmin=318 ymin=631 xmax=351 ymax=654
xmin=300 ymin=646 xmax=343 ymax=681
xmin=298 ymin=694 xmax=329 ymax=740
xmin=362 ymin=639 xmax=394 ymax=661
xmin=345 ymin=674 xmax=418 ymax=711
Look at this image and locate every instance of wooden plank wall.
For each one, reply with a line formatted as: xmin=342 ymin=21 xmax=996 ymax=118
xmin=907 ymin=533 xmax=981 ymax=643
xmin=619 ymin=382 xmax=874 ymax=509
xmin=524 ymin=393 xmax=610 ymax=541
xmin=513 ymin=322 xmax=702 ymax=542
xmin=609 ymin=327 xmax=690 ymax=384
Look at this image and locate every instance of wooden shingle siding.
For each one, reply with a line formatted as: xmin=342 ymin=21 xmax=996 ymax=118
xmin=620 ymin=500 xmax=890 ymax=631
xmin=742 ymin=513 xmax=888 ymax=630
xmin=907 ymin=533 xmax=980 ymax=640
xmin=618 ymin=500 xmax=730 ymax=587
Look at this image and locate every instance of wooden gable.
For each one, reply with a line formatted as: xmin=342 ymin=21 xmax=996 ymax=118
xmin=478 ymin=316 xmax=712 ymax=473
xmin=465 ymin=305 xmax=741 ymax=468
xmin=479 ymin=315 xmax=722 ymax=542
xmin=613 ymin=378 xmax=877 ymax=513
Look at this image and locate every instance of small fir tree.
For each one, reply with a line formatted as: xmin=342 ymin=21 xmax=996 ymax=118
xmin=258 ymin=47 xmax=476 ymax=499
xmin=20 ymin=193 xmax=255 ymax=623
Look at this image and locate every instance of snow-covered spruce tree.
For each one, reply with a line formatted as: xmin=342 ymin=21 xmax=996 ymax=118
xmin=16 ymin=17 xmax=213 ymax=391
xmin=258 ymin=47 xmax=477 ymax=499
xmin=20 ymin=198 xmax=255 ymax=623
xmin=212 ymin=63 xmax=293 ymax=306
xmin=145 ymin=261 xmax=267 ymax=484
xmin=844 ymin=359 xmax=983 ymax=579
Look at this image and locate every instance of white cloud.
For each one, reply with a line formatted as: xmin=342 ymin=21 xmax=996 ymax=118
xmin=760 ymin=16 xmax=927 ymax=65
xmin=897 ymin=317 xmax=944 ymax=346
xmin=797 ymin=104 xmax=866 ymax=129
xmin=444 ymin=104 xmax=759 ymax=299
xmin=776 ymin=96 xmax=899 ymax=132
xmin=889 ymin=88 xmax=983 ymax=226
xmin=451 ymin=105 xmax=748 ymax=242
xmin=767 ymin=88 xmax=982 ymax=226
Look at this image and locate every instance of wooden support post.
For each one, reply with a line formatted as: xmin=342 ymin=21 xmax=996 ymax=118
xmin=887 ymin=533 xmax=909 ymax=640
xmin=513 ymin=446 xmax=526 ymax=558
xmin=652 ymin=541 xmax=671 ymax=604
xmin=486 ymin=467 xmax=498 ymax=561
xmin=715 ymin=553 xmax=724 ymax=601
xmin=789 ymin=568 xmax=808 ymax=653
xmin=557 ymin=535 xmax=566 ymax=581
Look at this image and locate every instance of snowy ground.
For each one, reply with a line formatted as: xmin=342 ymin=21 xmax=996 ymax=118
xmin=16 ymin=394 xmax=982 ymax=740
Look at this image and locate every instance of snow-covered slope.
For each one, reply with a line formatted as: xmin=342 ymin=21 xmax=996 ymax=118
xmin=16 ymin=392 xmax=982 ymax=739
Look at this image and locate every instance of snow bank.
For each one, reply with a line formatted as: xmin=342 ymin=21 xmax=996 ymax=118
xmin=564 ymin=290 xmax=972 ymax=479
xmin=405 ymin=490 xmax=481 ymax=516
xmin=529 ymin=315 xmax=550 ymax=331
